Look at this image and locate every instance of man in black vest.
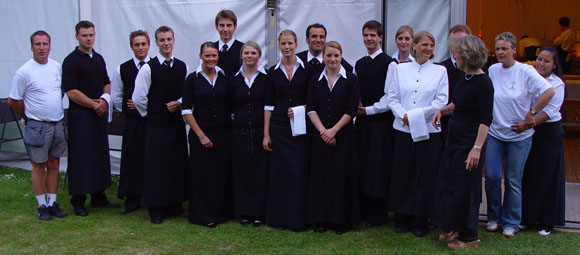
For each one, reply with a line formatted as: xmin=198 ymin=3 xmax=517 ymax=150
xmin=62 ymin=20 xmax=118 ymax=217
xmin=214 ymin=10 xmax=243 ymax=76
xmin=355 ymin=20 xmax=394 ymax=228
xmin=439 ymin=24 xmax=471 ymax=151
xmin=111 ymin=30 xmax=151 ymax=214
xmin=132 ymin=26 xmax=188 ymax=224
xmin=296 ymin=23 xmax=353 ymax=74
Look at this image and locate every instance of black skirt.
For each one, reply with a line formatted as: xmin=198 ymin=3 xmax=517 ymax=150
xmin=142 ymin=120 xmax=188 ymax=206
xmin=307 ymin=131 xmax=359 ymax=225
xmin=117 ymin=117 xmax=146 ymax=199
xmin=433 ymin=118 xmax=482 ymax=235
xmin=388 ymin=130 xmax=441 ymax=218
xmin=356 ymin=112 xmax=395 ymax=197
xmin=231 ymin=127 xmax=269 ymax=218
xmin=522 ymin=121 xmax=566 ymax=227
xmin=67 ymin=106 xmax=111 ymax=195
xmin=265 ymin=120 xmax=310 ymax=230
xmin=188 ymin=127 xmax=234 ymax=225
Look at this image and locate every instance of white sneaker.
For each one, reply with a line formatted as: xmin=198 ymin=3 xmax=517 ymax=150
xmin=503 ymin=228 xmax=516 ymax=237
xmin=538 ymin=230 xmax=551 ymax=236
xmin=486 ymin=221 xmax=499 ymax=232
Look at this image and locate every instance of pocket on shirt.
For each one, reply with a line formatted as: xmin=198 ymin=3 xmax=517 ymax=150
xmin=23 ymin=120 xmax=46 ymax=147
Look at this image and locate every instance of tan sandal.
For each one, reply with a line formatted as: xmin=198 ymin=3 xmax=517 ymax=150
xmin=438 ymin=231 xmax=459 ymax=241
xmin=447 ymin=239 xmax=480 ymax=250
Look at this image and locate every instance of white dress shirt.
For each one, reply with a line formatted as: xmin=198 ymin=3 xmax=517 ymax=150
xmin=488 ymin=61 xmax=552 ymax=141
xmin=387 ymin=59 xmax=448 ymax=134
xmin=307 ymin=50 xmax=323 ymax=64
xmin=132 ymin=53 xmax=189 ymax=117
xmin=235 ymin=63 xmax=267 ymax=88
xmin=218 ymin=38 xmax=236 ymax=52
xmin=110 ymin=56 xmax=150 ymax=112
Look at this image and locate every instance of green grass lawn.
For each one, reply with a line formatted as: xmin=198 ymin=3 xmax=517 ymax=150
xmin=0 ymin=166 xmax=579 ymax=255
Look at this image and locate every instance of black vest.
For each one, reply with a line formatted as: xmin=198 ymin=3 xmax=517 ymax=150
xmin=120 ymin=60 xmax=139 ymax=118
xmin=216 ymin=40 xmax=243 ymax=76
xmin=147 ymin=57 xmax=187 ymax=127
xmin=355 ymin=53 xmax=392 ymax=107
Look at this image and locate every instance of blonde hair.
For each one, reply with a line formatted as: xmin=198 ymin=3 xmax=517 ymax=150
xmin=240 ymin=41 xmax=261 ymax=58
xmin=323 ymin=41 xmax=342 ymax=55
xmin=411 ymin=30 xmax=435 ymax=59
xmin=278 ymin=29 xmax=297 ymax=43
xmin=395 ymin=25 xmax=414 ymax=41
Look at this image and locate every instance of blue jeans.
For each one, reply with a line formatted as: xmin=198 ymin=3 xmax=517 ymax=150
xmin=484 ymin=135 xmax=532 ymax=230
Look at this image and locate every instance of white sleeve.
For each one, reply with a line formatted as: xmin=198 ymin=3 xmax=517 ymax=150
xmin=132 ymin=64 xmax=152 ymax=117
xmin=110 ymin=66 xmax=124 ymax=112
xmin=541 ymin=81 xmax=565 ymax=120
xmin=525 ymin=66 xmax=552 ymax=95
xmin=387 ymin=66 xmax=406 ymax=119
xmin=8 ymin=71 xmax=27 ymax=100
xmin=421 ymin=69 xmax=448 ymax=119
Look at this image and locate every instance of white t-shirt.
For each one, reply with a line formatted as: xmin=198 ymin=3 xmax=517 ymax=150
xmin=488 ymin=62 xmax=552 ymax=141
xmin=9 ymin=58 xmax=64 ymax=122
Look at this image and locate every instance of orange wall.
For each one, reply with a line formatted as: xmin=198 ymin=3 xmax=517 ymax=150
xmin=467 ymin=0 xmax=580 ymax=51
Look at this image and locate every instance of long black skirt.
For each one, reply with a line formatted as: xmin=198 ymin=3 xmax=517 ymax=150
xmin=307 ymin=132 xmax=359 ymax=225
xmin=117 ymin=116 xmax=146 ymax=199
xmin=522 ymin=121 xmax=566 ymax=227
xmin=265 ymin=120 xmax=310 ymax=231
xmin=389 ymin=130 xmax=441 ymax=218
xmin=67 ymin=106 xmax=111 ymax=195
xmin=232 ymin=127 xmax=269 ymax=218
xmin=142 ymin=120 xmax=188 ymax=206
xmin=356 ymin=112 xmax=394 ymax=197
xmin=433 ymin=119 xmax=482 ymax=236
xmin=188 ymin=127 xmax=234 ymax=225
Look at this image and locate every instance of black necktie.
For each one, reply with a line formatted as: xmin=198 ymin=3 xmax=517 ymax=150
xmin=221 ymin=44 xmax=228 ymax=53
xmin=138 ymin=61 xmax=145 ymax=69
xmin=309 ymin=58 xmax=320 ymax=67
xmin=163 ymin=59 xmax=172 ymax=67
xmin=364 ymin=56 xmax=372 ymax=64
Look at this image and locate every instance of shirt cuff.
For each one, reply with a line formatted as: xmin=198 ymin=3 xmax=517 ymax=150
xmin=365 ymin=106 xmax=375 ymax=115
xmin=181 ymin=109 xmax=193 ymax=116
xmin=264 ymin=105 xmax=274 ymax=111
xmin=177 ymin=97 xmax=182 ymax=104
xmin=307 ymin=111 xmax=316 ymax=115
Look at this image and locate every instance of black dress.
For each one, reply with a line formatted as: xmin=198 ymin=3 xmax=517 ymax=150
xmin=229 ymin=70 xmax=269 ymax=219
xmin=61 ymin=47 xmax=111 ymax=198
xmin=354 ymin=53 xmax=394 ymax=225
xmin=183 ymin=70 xmax=233 ymax=225
xmin=142 ymin=57 xmax=188 ymax=211
xmin=522 ymin=121 xmax=566 ymax=229
xmin=433 ymin=74 xmax=494 ymax=242
xmin=306 ymin=71 xmax=360 ymax=227
xmin=117 ymin=59 xmax=146 ymax=206
xmin=265 ymin=62 xmax=313 ymax=231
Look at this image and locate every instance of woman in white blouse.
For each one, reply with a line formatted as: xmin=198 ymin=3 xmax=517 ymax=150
xmin=484 ymin=32 xmax=554 ymax=237
xmin=387 ymin=30 xmax=448 ymax=237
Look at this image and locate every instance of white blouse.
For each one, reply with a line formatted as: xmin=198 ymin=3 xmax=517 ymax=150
xmin=387 ymin=59 xmax=449 ymax=133
xmin=532 ymin=73 xmax=565 ymax=123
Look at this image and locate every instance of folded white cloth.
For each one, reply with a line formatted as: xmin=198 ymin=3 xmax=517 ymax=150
xmin=100 ymin=93 xmax=113 ymax=123
xmin=407 ymin=108 xmax=429 ymax=142
xmin=290 ymin=105 xmax=307 ymax=137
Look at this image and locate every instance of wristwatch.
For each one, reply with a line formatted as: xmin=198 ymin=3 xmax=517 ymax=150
xmin=530 ymin=108 xmax=537 ymax=115
xmin=473 ymin=145 xmax=482 ymax=151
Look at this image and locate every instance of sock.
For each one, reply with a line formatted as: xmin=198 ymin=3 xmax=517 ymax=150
xmin=36 ymin=194 xmax=47 ymax=207
xmin=47 ymin=193 xmax=57 ymax=206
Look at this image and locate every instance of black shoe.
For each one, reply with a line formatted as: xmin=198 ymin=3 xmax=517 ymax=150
xmin=252 ymin=220 xmax=263 ymax=227
xmin=92 ymin=199 xmax=120 ymax=208
xmin=48 ymin=202 xmax=67 ymax=218
xmin=120 ymin=205 xmax=140 ymax=215
xmin=240 ymin=219 xmax=250 ymax=226
xmin=73 ymin=206 xmax=88 ymax=217
xmin=313 ymin=227 xmax=327 ymax=233
xmin=412 ymin=226 xmax=429 ymax=237
xmin=334 ymin=225 xmax=352 ymax=235
xmin=206 ymin=222 xmax=217 ymax=228
xmin=180 ymin=211 xmax=189 ymax=218
xmin=395 ymin=224 xmax=410 ymax=233
xmin=277 ymin=226 xmax=287 ymax=231
xmin=37 ymin=205 xmax=51 ymax=221
xmin=365 ymin=222 xmax=383 ymax=228
xmin=150 ymin=216 xmax=164 ymax=224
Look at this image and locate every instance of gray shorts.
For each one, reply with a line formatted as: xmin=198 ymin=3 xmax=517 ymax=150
xmin=25 ymin=120 xmax=67 ymax=163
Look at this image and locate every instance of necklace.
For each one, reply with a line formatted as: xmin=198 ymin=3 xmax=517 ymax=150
xmin=465 ymin=73 xmax=475 ymax=80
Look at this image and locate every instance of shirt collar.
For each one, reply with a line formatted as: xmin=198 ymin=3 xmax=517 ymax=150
xmin=392 ymin=50 xmax=414 ymax=63
xmin=235 ymin=63 xmax=267 ymax=77
xmin=133 ymin=55 xmax=150 ymax=67
xmin=195 ymin=64 xmax=225 ymax=77
xmin=318 ymin=65 xmax=347 ymax=81
xmin=366 ymin=48 xmax=383 ymax=59
xmin=156 ymin=53 xmax=174 ymax=65
xmin=274 ymin=56 xmax=305 ymax=70
xmin=74 ymin=46 xmax=94 ymax=58
xmin=218 ymin=38 xmax=236 ymax=51
xmin=307 ymin=50 xmax=323 ymax=63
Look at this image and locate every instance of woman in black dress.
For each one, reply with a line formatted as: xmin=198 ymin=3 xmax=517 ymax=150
xmin=307 ymin=41 xmax=360 ymax=235
xmin=432 ymin=35 xmax=493 ymax=250
xmin=263 ymin=30 xmax=312 ymax=231
xmin=183 ymin=42 xmax=233 ymax=228
xmin=521 ymin=47 xmax=566 ymax=236
xmin=229 ymin=41 xmax=269 ymax=227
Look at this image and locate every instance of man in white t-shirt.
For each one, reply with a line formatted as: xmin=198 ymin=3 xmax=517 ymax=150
xmin=8 ymin=30 xmax=67 ymax=221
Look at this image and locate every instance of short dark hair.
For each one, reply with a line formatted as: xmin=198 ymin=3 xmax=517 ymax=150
xmin=449 ymin=24 xmax=471 ymax=35
xmin=215 ymin=10 xmax=237 ymax=26
xmin=129 ymin=30 xmax=150 ymax=47
xmin=30 ymin=30 xmax=51 ymax=46
xmin=362 ymin=20 xmax=383 ymax=36
xmin=75 ymin=20 xmax=94 ymax=35
xmin=559 ymin=17 xmax=570 ymax=27
xmin=155 ymin=26 xmax=174 ymax=40
xmin=306 ymin=23 xmax=327 ymax=38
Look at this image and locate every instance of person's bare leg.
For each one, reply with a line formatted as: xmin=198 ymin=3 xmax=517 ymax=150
xmin=31 ymin=162 xmax=47 ymax=196
xmin=46 ymin=157 xmax=60 ymax=194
